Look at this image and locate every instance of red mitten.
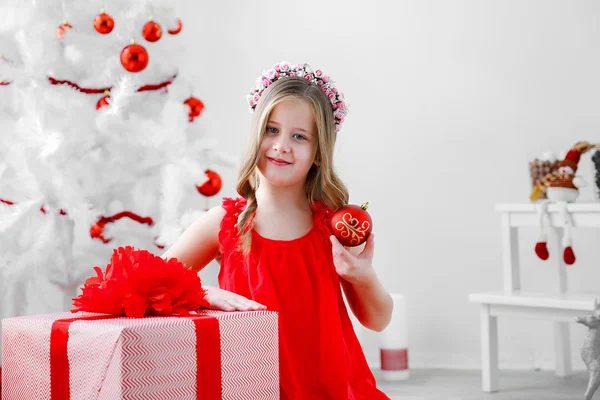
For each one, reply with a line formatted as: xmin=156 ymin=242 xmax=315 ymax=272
xmin=535 ymin=242 xmax=549 ymax=260
xmin=564 ymin=246 xmax=576 ymax=265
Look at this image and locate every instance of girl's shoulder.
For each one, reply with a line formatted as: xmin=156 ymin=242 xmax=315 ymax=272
xmin=310 ymin=200 xmax=336 ymax=241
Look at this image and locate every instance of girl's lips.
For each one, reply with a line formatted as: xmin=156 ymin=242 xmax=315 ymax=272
xmin=267 ymin=157 xmax=291 ymax=166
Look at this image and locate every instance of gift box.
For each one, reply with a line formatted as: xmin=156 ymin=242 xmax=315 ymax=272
xmin=2 ymin=309 xmax=279 ymax=399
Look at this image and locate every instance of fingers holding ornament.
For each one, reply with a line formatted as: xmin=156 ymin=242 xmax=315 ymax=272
xmin=330 ymin=233 xmax=375 ymax=283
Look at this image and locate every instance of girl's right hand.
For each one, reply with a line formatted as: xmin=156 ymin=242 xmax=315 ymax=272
xmin=203 ymin=286 xmax=267 ymax=312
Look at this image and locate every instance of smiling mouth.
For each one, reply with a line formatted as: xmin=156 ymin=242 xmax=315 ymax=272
xmin=267 ymin=157 xmax=291 ymax=166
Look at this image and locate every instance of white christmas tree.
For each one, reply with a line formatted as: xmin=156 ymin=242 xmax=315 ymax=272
xmin=0 ymin=0 xmax=234 ymax=322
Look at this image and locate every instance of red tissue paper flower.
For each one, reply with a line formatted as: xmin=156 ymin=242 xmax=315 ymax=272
xmin=72 ymin=246 xmax=208 ymax=318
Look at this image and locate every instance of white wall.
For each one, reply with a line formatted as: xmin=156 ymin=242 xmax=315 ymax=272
xmin=176 ymin=0 xmax=600 ymax=371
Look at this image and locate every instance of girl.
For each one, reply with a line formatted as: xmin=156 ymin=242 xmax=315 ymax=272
xmin=162 ymin=62 xmax=393 ymax=399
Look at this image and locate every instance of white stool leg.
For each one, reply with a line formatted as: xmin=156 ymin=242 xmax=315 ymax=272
xmin=481 ymin=304 xmax=499 ymax=392
xmin=554 ymin=321 xmax=572 ymax=377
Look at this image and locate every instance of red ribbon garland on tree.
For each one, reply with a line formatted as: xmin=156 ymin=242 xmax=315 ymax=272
xmin=47 ymin=76 xmax=110 ymax=94
xmin=2 ymin=198 xmax=163 ymax=248
xmin=90 ymin=211 xmax=154 ymax=244
xmin=1 ymin=197 xmax=66 ymax=215
xmin=47 ymin=74 xmax=177 ymax=94
xmin=89 ymin=210 xmax=166 ymax=249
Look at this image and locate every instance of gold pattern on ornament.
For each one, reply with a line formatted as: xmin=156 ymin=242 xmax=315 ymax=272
xmin=335 ymin=212 xmax=370 ymax=245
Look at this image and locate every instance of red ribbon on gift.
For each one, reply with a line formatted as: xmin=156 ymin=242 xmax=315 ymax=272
xmin=50 ymin=313 xmax=222 ymax=399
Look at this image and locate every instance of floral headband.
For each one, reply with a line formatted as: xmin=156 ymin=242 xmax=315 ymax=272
xmin=247 ymin=61 xmax=348 ymax=131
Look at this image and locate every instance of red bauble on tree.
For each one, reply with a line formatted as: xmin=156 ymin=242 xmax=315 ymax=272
xmin=94 ymin=10 xmax=114 ymax=34
xmin=96 ymin=90 xmax=110 ymax=110
xmin=57 ymin=20 xmax=73 ymax=40
xmin=142 ymin=19 xmax=162 ymax=42
xmin=330 ymin=202 xmax=373 ymax=247
xmin=120 ymin=41 xmax=149 ymax=73
xmin=196 ymin=170 xmax=222 ymax=197
xmin=167 ymin=19 xmax=183 ymax=35
xmin=184 ymin=96 xmax=205 ymax=122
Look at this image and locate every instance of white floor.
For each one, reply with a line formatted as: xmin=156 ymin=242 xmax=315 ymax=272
xmin=375 ymin=369 xmax=589 ymax=400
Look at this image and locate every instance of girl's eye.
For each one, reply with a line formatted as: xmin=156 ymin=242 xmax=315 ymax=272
xmin=293 ymin=134 xmax=307 ymax=141
xmin=266 ymin=127 xmax=278 ymax=134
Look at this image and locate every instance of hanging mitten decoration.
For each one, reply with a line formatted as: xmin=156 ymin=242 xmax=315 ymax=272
xmin=94 ymin=9 xmax=114 ymax=34
xmin=564 ymin=245 xmax=576 ymax=265
xmin=142 ymin=18 xmax=162 ymax=42
xmin=534 ymin=201 xmax=550 ymax=260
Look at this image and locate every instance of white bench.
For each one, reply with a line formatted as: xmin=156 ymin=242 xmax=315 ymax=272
xmin=469 ymin=203 xmax=600 ymax=392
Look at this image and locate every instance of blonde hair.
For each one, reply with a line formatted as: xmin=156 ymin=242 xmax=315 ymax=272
xmin=236 ymin=77 xmax=349 ymax=253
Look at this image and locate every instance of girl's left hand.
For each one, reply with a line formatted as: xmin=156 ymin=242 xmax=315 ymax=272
xmin=330 ymin=233 xmax=375 ymax=284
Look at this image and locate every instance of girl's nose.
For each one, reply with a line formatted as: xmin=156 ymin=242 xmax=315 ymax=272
xmin=273 ymin=138 xmax=290 ymax=153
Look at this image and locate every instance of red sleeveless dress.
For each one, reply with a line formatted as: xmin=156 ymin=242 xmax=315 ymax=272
xmin=217 ymin=197 xmax=390 ymax=400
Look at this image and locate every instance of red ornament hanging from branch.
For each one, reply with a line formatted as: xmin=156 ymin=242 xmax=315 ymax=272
xmin=120 ymin=40 xmax=149 ymax=73
xmin=142 ymin=18 xmax=162 ymax=42
xmin=196 ymin=170 xmax=222 ymax=197
xmin=96 ymin=90 xmax=110 ymax=110
xmin=94 ymin=9 xmax=114 ymax=34
xmin=167 ymin=19 xmax=183 ymax=35
xmin=57 ymin=20 xmax=73 ymax=40
xmin=184 ymin=96 xmax=205 ymax=122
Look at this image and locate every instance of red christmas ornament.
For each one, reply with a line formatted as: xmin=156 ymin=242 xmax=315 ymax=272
xmin=57 ymin=20 xmax=73 ymax=40
xmin=167 ymin=19 xmax=183 ymax=35
xmin=94 ymin=10 xmax=114 ymax=34
xmin=142 ymin=19 xmax=162 ymax=42
xmin=120 ymin=41 xmax=149 ymax=73
xmin=196 ymin=170 xmax=222 ymax=197
xmin=330 ymin=202 xmax=373 ymax=247
xmin=96 ymin=90 xmax=110 ymax=110
xmin=184 ymin=96 xmax=205 ymax=122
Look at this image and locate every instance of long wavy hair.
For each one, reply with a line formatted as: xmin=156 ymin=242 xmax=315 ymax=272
xmin=236 ymin=76 xmax=348 ymax=253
